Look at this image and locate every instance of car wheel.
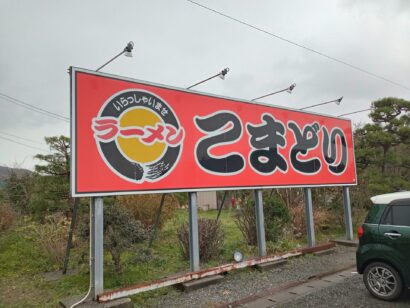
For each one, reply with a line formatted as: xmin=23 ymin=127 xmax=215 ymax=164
xmin=363 ymin=262 xmax=403 ymax=301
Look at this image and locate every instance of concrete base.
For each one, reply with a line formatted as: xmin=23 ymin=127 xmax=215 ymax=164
xmin=331 ymin=239 xmax=358 ymax=247
xmin=255 ymin=259 xmax=288 ymax=272
xmin=59 ymin=295 xmax=132 ymax=308
xmin=299 ymin=242 xmax=335 ymax=254
xmin=313 ymin=248 xmax=336 ymax=256
xmin=178 ymin=275 xmax=224 ymax=292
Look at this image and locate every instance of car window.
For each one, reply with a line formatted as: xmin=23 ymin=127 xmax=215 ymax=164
xmin=365 ymin=204 xmax=386 ymax=224
xmin=381 ymin=207 xmax=392 ymax=225
xmin=380 ymin=205 xmax=410 ymax=227
xmin=392 ymin=205 xmax=410 ymax=226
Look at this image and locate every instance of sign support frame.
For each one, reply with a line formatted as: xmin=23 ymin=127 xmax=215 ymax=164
xmin=90 ymin=197 xmax=104 ymax=300
xmin=303 ymin=188 xmax=316 ymax=247
xmin=342 ymin=187 xmax=353 ymax=240
xmin=254 ymin=189 xmax=267 ymax=257
xmin=188 ymin=192 xmax=200 ymax=272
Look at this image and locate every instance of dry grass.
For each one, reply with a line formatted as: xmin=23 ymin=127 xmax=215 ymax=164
xmin=289 ymin=201 xmax=335 ymax=237
xmin=0 ymin=203 xmax=15 ymax=232
xmin=117 ymin=194 xmax=178 ymax=229
xmin=25 ymin=213 xmax=70 ymax=268
xmin=177 ymin=218 xmax=225 ymax=262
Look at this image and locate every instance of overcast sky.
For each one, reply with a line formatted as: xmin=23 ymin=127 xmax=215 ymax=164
xmin=0 ymin=0 xmax=409 ymax=170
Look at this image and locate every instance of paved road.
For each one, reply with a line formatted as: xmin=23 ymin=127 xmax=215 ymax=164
xmin=242 ymin=268 xmax=410 ymax=308
xmin=276 ymin=273 xmax=410 ymax=308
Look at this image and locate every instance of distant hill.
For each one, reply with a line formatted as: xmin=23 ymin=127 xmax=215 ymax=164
xmin=0 ymin=166 xmax=32 ymax=181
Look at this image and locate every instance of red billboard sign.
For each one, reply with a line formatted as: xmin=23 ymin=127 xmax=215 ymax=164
xmin=70 ymin=67 xmax=356 ymax=197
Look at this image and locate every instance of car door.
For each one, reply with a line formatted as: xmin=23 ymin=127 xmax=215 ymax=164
xmin=378 ymin=202 xmax=410 ymax=279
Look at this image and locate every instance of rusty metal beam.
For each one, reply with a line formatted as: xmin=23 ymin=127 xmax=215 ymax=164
xmin=98 ymin=250 xmax=301 ymax=301
xmin=297 ymin=242 xmax=335 ymax=254
xmin=97 ymin=242 xmax=333 ymax=302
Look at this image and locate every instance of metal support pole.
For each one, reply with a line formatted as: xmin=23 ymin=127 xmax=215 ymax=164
xmin=148 ymin=193 xmax=167 ymax=248
xmin=254 ymin=190 xmax=266 ymax=257
xmin=342 ymin=187 xmax=354 ymax=240
xmin=216 ymin=191 xmax=227 ymax=222
xmin=96 ymin=51 xmax=124 ymax=71
xmin=62 ymin=197 xmax=80 ymax=274
xmin=90 ymin=197 xmax=104 ymax=299
xmin=303 ymin=188 xmax=315 ymax=247
xmin=188 ymin=192 xmax=200 ymax=271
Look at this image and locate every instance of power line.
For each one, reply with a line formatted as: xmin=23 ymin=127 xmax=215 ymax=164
xmin=187 ymin=0 xmax=410 ymax=91
xmin=0 ymin=131 xmax=45 ymax=145
xmin=0 ymin=135 xmax=48 ymax=152
xmin=0 ymin=92 xmax=69 ymax=122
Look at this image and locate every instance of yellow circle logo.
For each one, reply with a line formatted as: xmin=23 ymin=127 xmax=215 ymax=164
xmin=118 ymin=108 xmax=166 ymax=163
xmin=92 ymin=89 xmax=184 ymax=183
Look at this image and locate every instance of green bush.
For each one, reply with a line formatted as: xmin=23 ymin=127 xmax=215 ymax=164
xmin=28 ymin=175 xmax=70 ymax=220
xmin=79 ymin=204 xmax=147 ymax=273
xmin=105 ymin=204 xmax=148 ymax=272
xmin=5 ymin=172 xmax=34 ymax=214
xmin=177 ymin=218 xmax=224 ymax=262
xmin=234 ymin=193 xmax=290 ymax=245
xmin=174 ymin=192 xmax=188 ymax=206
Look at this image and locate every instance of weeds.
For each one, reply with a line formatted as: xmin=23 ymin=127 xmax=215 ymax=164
xmin=0 ymin=203 xmax=15 ymax=232
xmin=24 ymin=213 xmax=70 ymax=269
xmin=177 ymin=218 xmax=225 ymax=262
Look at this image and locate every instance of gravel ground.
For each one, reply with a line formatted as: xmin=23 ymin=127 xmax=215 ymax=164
xmin=140 ymin=245 xmax=357 ymax=307
xmin=276 ymin=274 xmax=410 ymax=308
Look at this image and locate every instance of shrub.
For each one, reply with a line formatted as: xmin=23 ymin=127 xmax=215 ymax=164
xmin=117 ymin=194 xmax=177 ymax=230
xmin=105 ymin=204 xmax=147 ymax=272
xmin=177 ymin=218 xmax=224 ymax=262
xmin=0 ymin=203 xmax=15 ymax=232
xmin=25 ymin=213 xmax=70 ymax=269
xmin=174 ymin=192 xmax=188 ymax=207
xmin=5 ymin=172 xmax=34 ymax=214
xmin=289 ymin=202 xmax=333 ymax=237
xmin=30 ymin=178 xmax=69 ymax=215
xmin=79 ymin=204 xmax=147 ymax=273
xmin=234 ymin=193 xmax=290 ymax=245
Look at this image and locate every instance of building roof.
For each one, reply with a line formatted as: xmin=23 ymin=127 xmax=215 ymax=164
xmin=370 ymin=191 xmax=410 ymax=204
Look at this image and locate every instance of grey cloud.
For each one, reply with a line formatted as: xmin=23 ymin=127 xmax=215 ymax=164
xmin=0 ymin=0 xmax=409 ymax=169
